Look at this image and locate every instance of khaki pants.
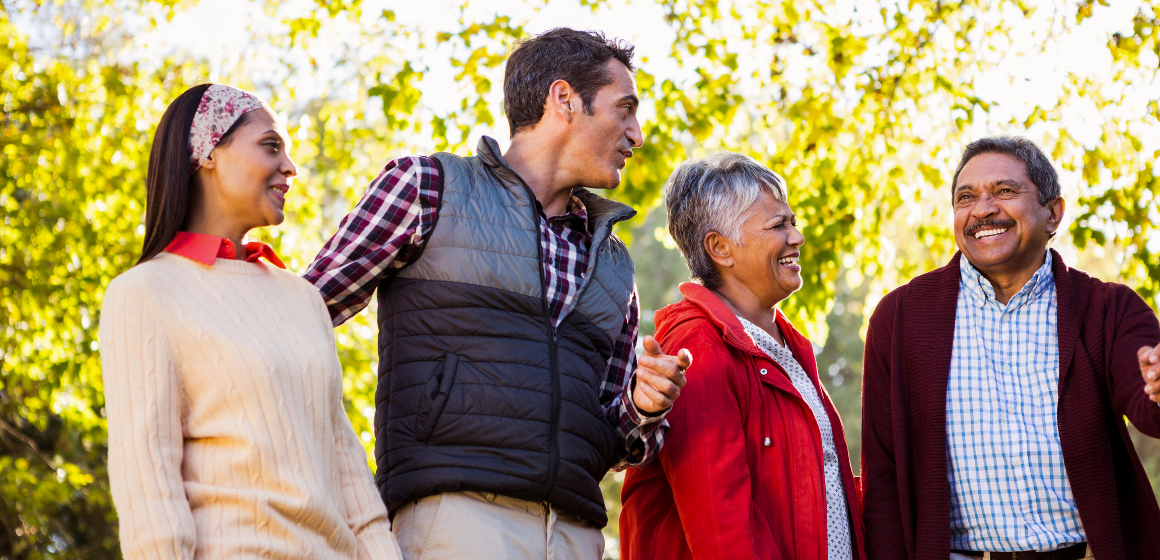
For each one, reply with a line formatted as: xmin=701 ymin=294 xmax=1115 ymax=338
xmin=392 ymin=491 xmax=605 ymax=560
xmin=949 ymin=547 xmax=1094 ymax=560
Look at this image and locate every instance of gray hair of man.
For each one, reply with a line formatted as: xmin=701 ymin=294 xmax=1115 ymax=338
xmin=665 ymin=151 xmax=788 ymax=290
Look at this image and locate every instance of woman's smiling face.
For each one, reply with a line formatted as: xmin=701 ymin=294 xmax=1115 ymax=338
xmin=726 ymin=189 xmax=806 ymax=307
xmin=198 ymin=107 xmax=298 ymax=230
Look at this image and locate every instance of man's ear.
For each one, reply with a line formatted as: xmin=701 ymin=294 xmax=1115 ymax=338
xmin=704 ymin=231 xmax=734 ymax=269
xmin=1045 ymin=196 xmax=1065 ymax=237
xmin=544 ymin=79 xmax=578 ymax=124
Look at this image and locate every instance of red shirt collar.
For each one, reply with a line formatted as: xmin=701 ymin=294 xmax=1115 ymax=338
xmin=164 ymin=231 xmax=286 ymax=269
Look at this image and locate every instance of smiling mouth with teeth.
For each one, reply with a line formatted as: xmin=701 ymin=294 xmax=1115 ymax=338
xmin=777 ymin=256 xmax=799 ymax=265
xmin=974 ymin=228 xmax=1008 ymax=239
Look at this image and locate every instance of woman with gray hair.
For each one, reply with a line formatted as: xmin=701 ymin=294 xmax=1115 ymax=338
xmin=619 ymin=152 xmax=865 ymax=560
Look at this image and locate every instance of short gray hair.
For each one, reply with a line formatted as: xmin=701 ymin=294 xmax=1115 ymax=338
xmin=665 ymin=152 xmax=788 ymax=289
xmin=951 ymin=136 xmax=1061 ymax=205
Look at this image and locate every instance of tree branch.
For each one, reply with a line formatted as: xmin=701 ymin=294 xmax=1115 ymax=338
xmin=0 ymin=417 xmax=56 ymax=470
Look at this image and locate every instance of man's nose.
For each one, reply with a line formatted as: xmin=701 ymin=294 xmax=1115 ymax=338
xmin=971 ymin=192 xmax=999 ymax=218
xmin=626 ymin=116 xmax=643 ymax=148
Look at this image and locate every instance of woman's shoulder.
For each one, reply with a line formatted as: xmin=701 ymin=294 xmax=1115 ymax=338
xmin=105 ymin=254 xmax=188 ymax=295
xmin=656 ymin=312 xmax=735 ymax=367
xmin=656 ymin=300 xmax=724 ymax=343
xmin=264 ymin=265 xmax=324 ymax=297
xmin=261 ymin=266 xmax=332 ymax=318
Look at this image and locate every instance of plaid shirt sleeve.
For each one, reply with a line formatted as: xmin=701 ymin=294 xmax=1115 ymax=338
xmin=303 ymin=156 xmax=441 ymax=326
xmin=604 ymin=286 xmax=670 ymax=470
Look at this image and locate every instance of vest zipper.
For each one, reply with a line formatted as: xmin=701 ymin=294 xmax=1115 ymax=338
xmin=499 ymin=168 xmax=563 ymax=503
xmin=544 ymin=325 xmax=561 ymax=501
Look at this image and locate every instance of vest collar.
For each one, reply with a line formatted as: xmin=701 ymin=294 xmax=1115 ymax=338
xmin=475 ymin=136 xmax=637 ymax=234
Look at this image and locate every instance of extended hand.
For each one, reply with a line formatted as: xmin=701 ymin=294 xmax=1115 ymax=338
xmin=1140 ymin=345 xmax=1160 ymax=403
xmin=632 ymin=335 xmax=692 ymax=414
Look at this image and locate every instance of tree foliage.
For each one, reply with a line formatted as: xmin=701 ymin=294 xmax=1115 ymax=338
xmin=1 ymin=0 xmax=1157 ymax=557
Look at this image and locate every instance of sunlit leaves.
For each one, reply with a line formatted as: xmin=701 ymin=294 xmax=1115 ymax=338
xmin=1 ymin=10 xmax=211 ymax=555
xmin=4 ymin=0 xmax=1159 ymax=557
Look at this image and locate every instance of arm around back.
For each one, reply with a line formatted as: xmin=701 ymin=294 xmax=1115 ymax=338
xmin=860 ymin=289 xmax=908 ymax=560
xmin=657 ymin=326 xmax=773 ymax=560
xmin=100 ymin=274 xmax=196 ymax=559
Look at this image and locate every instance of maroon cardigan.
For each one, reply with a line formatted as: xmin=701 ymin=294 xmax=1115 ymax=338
xmin=861 ymin=250 xmax=1160 ymax=560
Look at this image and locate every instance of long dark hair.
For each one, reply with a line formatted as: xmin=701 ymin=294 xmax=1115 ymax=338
xmin=137 ymin=84 xmax=251 ymax=264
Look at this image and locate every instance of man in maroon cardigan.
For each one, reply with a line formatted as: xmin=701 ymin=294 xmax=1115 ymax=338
xmin=861 ymin=136 xmax=1160 ymax=560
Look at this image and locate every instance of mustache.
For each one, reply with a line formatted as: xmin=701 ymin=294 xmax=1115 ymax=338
xmin=964 ymin=218 xmax=1016 ymax=236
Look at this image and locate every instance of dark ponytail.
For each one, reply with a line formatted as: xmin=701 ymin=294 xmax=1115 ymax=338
xmin=137 ymin=84 xmax=209 ymax=264
xmin=137 ymin=84 xmax=251 ymax=264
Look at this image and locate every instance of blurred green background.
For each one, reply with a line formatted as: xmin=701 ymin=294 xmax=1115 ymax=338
xmin=2 ymin=0 xmax=1158 ymax=557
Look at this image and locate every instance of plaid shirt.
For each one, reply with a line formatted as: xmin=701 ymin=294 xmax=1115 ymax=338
xmin=946 ymin=251 xmax=1086 ymax=551
xmin=303 ymin=155 xmax=665 ymax=469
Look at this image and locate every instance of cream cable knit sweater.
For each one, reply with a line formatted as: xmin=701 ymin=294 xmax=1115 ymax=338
xmin=100 ymin=253 xmax=402 ymax=560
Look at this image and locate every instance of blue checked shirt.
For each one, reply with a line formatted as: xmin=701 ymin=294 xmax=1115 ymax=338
xmin=946 ymin=251 xmax=1086 ymax=551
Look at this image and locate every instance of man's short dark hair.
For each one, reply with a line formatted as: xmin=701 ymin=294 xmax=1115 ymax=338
xmin=951 ymin=136 xmax=1061 ymax=205
xmin=503 ymin=28 xmax=635 ymax=136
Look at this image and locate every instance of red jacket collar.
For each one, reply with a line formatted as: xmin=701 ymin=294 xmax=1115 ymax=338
xmin=656 ymin=282 xmax=815 ymax=364
xmin=164 ymin=231 xmax=286 ymax=269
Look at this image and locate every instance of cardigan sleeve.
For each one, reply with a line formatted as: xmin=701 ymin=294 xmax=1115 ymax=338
xmin=860 ymin=291 xmax=908 ymax=560
xmin=1106 ymin=284 xmax=1160 ymax=436
xmin=100 ymin=277 xmax=196 ymax=559
xmin=656 ymin=334 xmax=777 ymax=560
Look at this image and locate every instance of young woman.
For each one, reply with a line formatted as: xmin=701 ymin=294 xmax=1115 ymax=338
xmin=100 ymin=84 xmax=402 ymax=560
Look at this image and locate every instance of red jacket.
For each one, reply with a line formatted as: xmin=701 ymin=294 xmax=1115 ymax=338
xmin=620 ymin=283 xmax=866 ymax=560
xmin=861 ymin=251 xmax=1160 ymax=560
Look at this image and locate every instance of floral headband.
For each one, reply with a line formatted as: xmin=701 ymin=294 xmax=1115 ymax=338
xmin=188 ymin=84 xmax=266 ymax=173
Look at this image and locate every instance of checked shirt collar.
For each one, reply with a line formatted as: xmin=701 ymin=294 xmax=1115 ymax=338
xmin=960 ymin=250 xmax=1054 ymax=311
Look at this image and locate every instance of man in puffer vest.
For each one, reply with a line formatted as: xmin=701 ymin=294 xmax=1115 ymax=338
xmin=304 ymin=27 xmax=692 ymax=560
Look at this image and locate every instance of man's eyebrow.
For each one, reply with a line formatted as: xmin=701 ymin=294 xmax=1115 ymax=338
xmin=954 ymin=177 xmax=1024 ymax=193
xmin=993 ymin=178 xmax=1025 ymax=188
xmin=617 ymin=94 xmax=639 ymax=109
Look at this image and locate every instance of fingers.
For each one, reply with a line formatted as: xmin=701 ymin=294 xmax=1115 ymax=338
xmin=1140 ymin=345 xmax=1160 ymax=366
xmin=634 ymin=367 xmax=680 ymax=413
xmin=633 ymin=341 xmax=693 ymax=414
xmin=1144 ymin=373 xmax=1160 ymax=404
xmin=637 ymin=353 xmax=688 ymax=388
xmin=642 ymin=335 xmax=663 ymax=357
xmin=1140 ymin=346 xmax=1160 ymax=404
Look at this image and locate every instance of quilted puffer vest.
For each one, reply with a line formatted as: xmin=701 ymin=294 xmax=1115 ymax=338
xmin=373 ymin=137 xmax=636 ymax=527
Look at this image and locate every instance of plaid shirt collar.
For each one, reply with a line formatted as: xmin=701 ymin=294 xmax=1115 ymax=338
xmin=960 ymin=250 xmax=1054 ymax=310
xmin=475 ymin=135 xmax=631 ymax=234
xmin=539 ymin=195 xmax=590 ymax=231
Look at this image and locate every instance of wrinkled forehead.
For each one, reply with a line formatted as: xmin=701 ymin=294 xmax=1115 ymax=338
xmin=955 ymin=152 xmax=1031 ymax=190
